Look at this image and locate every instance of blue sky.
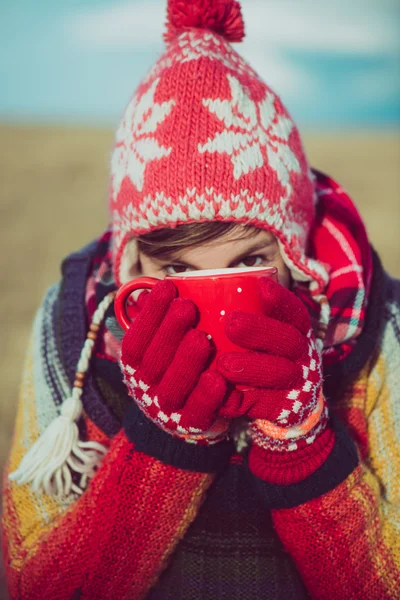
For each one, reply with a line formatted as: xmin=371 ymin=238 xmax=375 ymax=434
xmin=1 ymin=0 xmax=399 ymax=128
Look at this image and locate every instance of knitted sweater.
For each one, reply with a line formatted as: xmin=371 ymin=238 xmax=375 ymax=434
xmin=2 ymin=240 xmax=400 ymax=599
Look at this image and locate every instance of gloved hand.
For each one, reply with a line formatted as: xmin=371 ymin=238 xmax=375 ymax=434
xmin=217 ymin=277 xmax=335 ymax=484
xmin=120 ymin=279 xmax=232 ymax=445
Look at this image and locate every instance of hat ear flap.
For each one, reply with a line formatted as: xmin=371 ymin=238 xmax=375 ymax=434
xmin=117 ymin=238 xmax=140 ymax=286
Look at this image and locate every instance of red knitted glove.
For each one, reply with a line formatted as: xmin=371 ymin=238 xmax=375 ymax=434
xmin=120 ymin=279 xmax=231 ymax=445
xmin=217 ymin=278 xmax=335 ymax=484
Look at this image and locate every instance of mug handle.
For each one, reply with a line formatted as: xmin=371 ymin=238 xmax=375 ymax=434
xmin=114 ymin=277 xmax=160 ymax=331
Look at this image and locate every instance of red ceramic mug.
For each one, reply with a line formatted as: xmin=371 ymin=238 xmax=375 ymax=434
xmin=115 ymin=266 xmax=278 ymax=359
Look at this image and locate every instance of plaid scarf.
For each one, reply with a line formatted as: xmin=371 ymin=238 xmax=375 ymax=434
xmin=310 ymin=170 xmax=372 ymax=364
xmin=85 ymin=171 xmax=373 ymax=368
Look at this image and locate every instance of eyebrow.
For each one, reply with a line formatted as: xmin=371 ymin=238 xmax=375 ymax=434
xmin=155 ymin=238 xmax=277 ymax=269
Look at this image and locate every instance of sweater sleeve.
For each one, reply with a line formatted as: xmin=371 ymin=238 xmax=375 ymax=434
xmin=250 ymin=304 xmax=400 ymax=599
xmin=1 ymin=331 xmax=217 ymax=600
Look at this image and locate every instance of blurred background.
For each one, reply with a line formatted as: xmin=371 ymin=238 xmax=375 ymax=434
xmin=0 ymin=0 xmax=399 ymax=596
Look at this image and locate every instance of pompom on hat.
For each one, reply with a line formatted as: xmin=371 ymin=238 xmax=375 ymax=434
xmin=110 ymin=0 xmax=329 ymax=298
xmin=164 ymin=0 xmax=245 ymax=42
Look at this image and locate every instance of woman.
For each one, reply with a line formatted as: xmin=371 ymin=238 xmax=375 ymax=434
xmin=2 ymin=0 xmax=399 ymax=598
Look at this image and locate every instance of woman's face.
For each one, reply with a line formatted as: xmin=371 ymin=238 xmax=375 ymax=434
xmin=135 ymin=226 xmax=291 ymax=288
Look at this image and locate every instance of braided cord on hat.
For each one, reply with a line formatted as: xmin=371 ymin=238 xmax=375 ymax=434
xmin=9 ymin=291 xmax=116 ymax=499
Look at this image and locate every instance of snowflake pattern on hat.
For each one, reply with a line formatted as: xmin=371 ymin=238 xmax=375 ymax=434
xmin=142 ymin=30 xmax=259 ymax=85
xmin=111 ymin=78 xmax=175 ymax=199
xmin=198 ymin=75 xmax=300 ymax=192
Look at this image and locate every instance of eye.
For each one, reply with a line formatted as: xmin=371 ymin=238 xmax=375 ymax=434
xmin=236 ymin=255 xmax=264 ymax=268
xmin=164 ymin=264 xmax=190 ymax=275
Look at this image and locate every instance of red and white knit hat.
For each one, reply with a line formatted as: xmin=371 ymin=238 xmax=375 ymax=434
xmin=110 ymin=0 xmax=329 ymax=298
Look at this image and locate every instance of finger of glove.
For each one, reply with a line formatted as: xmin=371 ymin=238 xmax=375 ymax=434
xmin=136 ymin=289 xmax=150 ymax=310
xmin=157 ymin=329 xmax=213 ymax=412
xmin=140 ymin=298 xmax=198 ymax=384
xmin=259 ymin=278 xmax=311 ymax=335
xmin=121 ymin=280 xmax=177 ymax=366
xmin=219 ymin=387 xmax=292 ymax=421
xmin=231 ymin=387 xmax=304 ymax=423
xmin=180 ymin=370 xmax=228 ymax=431
xmin=224 ymin=311 xmax=309 ymax=360
xmin=124 ymin=290 xmax=149 ymax=316
xmin=217 ymin=352 xmax=300 ymax=389
xmin=218 ymin=388 xmax=248 ymax=419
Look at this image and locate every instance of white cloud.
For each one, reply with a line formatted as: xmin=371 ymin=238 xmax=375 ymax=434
xmin=66 ymin=0 xmax=399 ymax=55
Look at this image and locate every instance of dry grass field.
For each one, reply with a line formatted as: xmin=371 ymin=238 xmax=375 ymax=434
xmin=0 ymin=124 xmax=399 ymax=597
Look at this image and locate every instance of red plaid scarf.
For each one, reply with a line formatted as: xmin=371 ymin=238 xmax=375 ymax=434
xmin=86 ymin=171 xmax=373 ymax=367
xmin=310 ymin=170 xmax=372 ymax=364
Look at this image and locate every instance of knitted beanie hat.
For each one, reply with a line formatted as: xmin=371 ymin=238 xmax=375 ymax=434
xmin=110 ymin=0 xmax=329 ymax=297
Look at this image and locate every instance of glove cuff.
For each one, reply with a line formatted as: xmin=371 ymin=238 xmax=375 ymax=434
xmin=124 ymin=401 xmax=234 ymax=473
xmin=249 ymin=425 xmax=335 ymax=485
xmin=248 ymin=416 xmax=359 ymax=509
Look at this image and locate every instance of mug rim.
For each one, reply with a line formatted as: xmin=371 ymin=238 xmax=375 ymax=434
xmin=167 ymin=266 xmax=277 ymax=280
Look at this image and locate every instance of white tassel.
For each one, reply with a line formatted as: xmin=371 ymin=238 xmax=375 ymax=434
xmin=9 ymin=389 xmax=107 ymax=498
xmin=9 ymin=291 xmax=116 ymax=499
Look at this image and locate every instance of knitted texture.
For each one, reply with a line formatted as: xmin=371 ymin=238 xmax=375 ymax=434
xmin=1 ymin=272 xmax=215 ymax=600
xmin=216 ymin=277 xmax=334 ymax=483
xmin=147 ymin=458 xmax=310 ymax=600
xmin=2 ymin=240 xmax=400 ymax=599
xmin=109 ymin=0 xmax=328 ymax=292
xmin=248 ymin=427 xmax=335 ymax=485
xmin=219 ymin=279 xmax=329 ymax=439
xmin=120 ymin=279 xmax=233 ymax=445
